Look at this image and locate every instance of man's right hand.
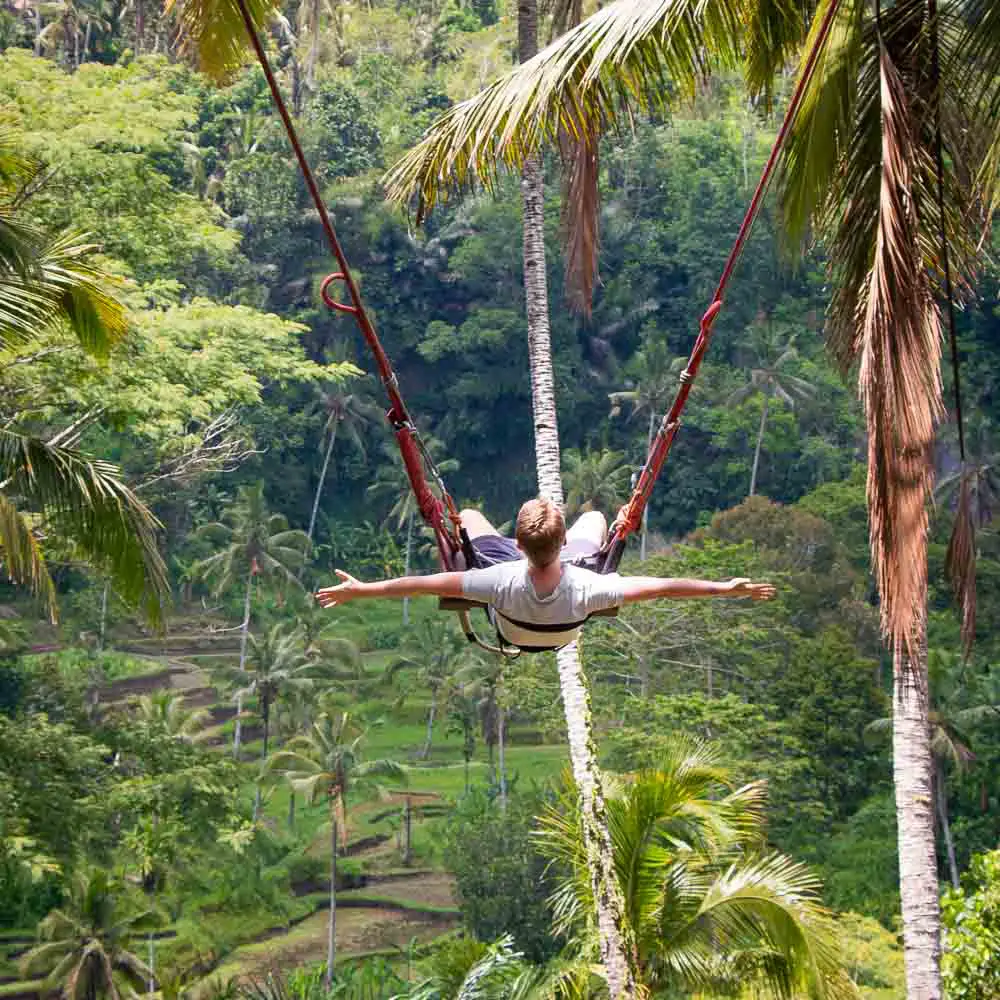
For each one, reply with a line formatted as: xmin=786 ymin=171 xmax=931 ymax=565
xmin=316 ymin=570 xmax=366 ymax=608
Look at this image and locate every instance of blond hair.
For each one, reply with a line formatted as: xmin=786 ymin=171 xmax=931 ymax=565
xmin=515 ymin=497 xmax=565 ymax=567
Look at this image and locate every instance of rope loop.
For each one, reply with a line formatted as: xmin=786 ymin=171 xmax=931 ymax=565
xmin=320 ymin=273 xmax=359 ymax=315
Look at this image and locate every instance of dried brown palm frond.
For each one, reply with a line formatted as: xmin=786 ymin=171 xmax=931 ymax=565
xmin=944 ymin=469 xmax=976 ymax=656
xmin=854 ymin=43 xmax=943 ymax=656
xmin=559 ymin=99 xmax=600 ymax=315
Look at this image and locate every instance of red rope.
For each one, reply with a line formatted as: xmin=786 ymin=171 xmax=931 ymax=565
xmin=608 ymin=0 xmax=845 ymax=553
xmin=234 ymin=0 xmax=461 ymax=560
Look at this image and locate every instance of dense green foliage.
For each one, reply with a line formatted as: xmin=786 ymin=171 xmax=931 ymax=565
xmin=1 ymin=1 xmax=999 ymax=997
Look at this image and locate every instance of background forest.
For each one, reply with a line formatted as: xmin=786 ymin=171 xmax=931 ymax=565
xmin=1 ymin=0 xmax=999 ymax=997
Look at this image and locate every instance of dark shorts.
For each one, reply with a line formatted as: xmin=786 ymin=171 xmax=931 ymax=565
xmin=470 ymin=534 xmax=601 ymax=568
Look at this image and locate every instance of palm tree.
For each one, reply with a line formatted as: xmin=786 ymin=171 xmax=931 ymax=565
xmin=192 ymin=483 xmax=310 ymax=756
xmin=729 ymin=324 xmax=815 ymax=497
xmin=132 ymin=691 xmax=210 ymax=744
xmin=368 ymin=437 xmax=459 ymax=626
xmin=21 ymin=869 xmax=158 ymax=1000
xmin=306 ymin=383 xmax=378 ymax=546
xmin=266 ymin=712 xmax=406 ymax=987
xmin=538 ymin=740 xmax=853 ymax=998
xmin=561 ymin=448 xmax=631 ymax=520
xmin=609 ymin=341 xmax=685 ymax=560
xmin=393 ymin=618 xmax=482 ymax=760
xmin=446 ymin=687 xmax=479 ymax=795
xmin=215 ymin=623 xmax=313 ymax=818
xmin=382 ymin=2 xmax=1000 ymax=992
xmin=0 ymin=127 xmax=168 ymax=625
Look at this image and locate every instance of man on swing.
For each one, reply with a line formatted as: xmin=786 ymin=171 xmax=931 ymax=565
xmin=316 ymin=497 xmax=776 ymax=651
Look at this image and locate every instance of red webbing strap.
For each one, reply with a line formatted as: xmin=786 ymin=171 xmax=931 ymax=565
xmin=233 ymin=0 xmax=461 ymax=561
xmin=603 ymin=0 xmax=844 ymax=563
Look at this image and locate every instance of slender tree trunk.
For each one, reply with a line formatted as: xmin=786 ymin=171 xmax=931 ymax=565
xmin=463 ymin=742 xmax=471 ymax=795
xmin=893 ymin=631 xmax=942 ymax=1000
xmin=135 ymin=0 xmax=144 ymax=54
xmin=516 ymin=2 xmax=635 ymax=993
xmin=306 ymin=0 xmax=321 ymax=93
xmin=421 ymin=691 xmax=436 ymax=760
xmin=326 ymin=800 xmax=338 ymax=988
xmin=749 ymin=396 xmax=769 ymax=497
xmin=288 ymin=790 xmax=296 ymax=831
xmin=146 ymin=934 xmax=155 ymax=994
xmin=98 ymin=580 xmax=109 ymax=651
xmin=403 ymin=796 xmax=412 ymax=865
xmin=254 ymin=696 xmax=270 ymax=820
xmin=34 ymin=8 xmax=42 ymax=55
xmin=234 ymin=569 xmax=254 ymax=757
xmin=935 ymin=762 xmax=959 ymax=890
xmin=308 ymin=425 xmax=338 ymax=545
xmin=82 ymin=19 xmax=91 ymax=62
xmin=402 ymin=508 xmax=413 ymax=626
xmin=497 ymin=703 xmax=507 ymax=809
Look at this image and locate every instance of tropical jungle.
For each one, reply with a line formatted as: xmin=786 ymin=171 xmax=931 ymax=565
xmin=1 ymin=0 xmax=999 ymax=999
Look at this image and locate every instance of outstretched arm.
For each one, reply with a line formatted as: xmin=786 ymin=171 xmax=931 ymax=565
xmin=316 ymin=569 xmax=464 ymax=608
xmin=620 ymin=576 xmax=776 ymax=604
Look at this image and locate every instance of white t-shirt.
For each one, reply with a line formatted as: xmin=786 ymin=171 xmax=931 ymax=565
xmin=461 ymin=561 xmax=625 ymax=649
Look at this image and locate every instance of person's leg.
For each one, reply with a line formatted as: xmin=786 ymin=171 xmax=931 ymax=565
xmin=460 ymin=508 xmax=500 ymax=540
xmin=460 ymin=508 xmax=520 ymax=567
xmin=562 ymin=510 xmax=607 ymax=558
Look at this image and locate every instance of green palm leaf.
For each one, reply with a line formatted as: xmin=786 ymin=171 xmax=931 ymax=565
xmin=166 ymin=0 xmax=284 ymax=82
xmin=1 ymin=430 xmax=169 ymax=624
xmin=0 ymin=229 xmax=129 ymax=359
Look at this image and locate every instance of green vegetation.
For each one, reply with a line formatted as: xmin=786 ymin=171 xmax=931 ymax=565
xmin=1 ymin=1 xmax=999 ymax=998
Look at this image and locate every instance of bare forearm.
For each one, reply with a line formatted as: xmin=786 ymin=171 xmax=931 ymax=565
xmin=621 ymin=577 xmax=739 ymax=603
xmin=354 ymin=573 xmax=463 ymax=600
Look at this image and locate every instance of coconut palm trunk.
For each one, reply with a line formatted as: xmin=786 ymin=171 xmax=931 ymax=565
xmin=749 ymin=396 xmax=769 ymax=497
xmin=422 ymin=689 xmax=436 ymax=760
xmin=893 ymin=629 xmax=942 ymax=999
xmin=326 ymin=797 xmax=338 ymax=988
xmin=308 ymin=424 xmax=338 ymax=545
xmin=253 ymin=694 xmax=271 ymax=820
xmin=516 ymin=5 xmax=635 ymax=994
xmin=234 ymin=568 xmax=254 ymax=757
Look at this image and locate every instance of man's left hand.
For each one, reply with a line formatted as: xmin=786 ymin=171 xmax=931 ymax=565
xmin=727 ymin=578 xmax=777 ymax=601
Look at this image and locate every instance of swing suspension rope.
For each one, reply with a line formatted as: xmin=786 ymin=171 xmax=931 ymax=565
xmin=232 ymin=0 xmax=843 ymax=577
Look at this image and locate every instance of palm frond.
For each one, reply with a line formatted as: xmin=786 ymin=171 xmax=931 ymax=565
xmin=383 ymin=0 xmax=744 ymax=217
xmin=855 ymin=42 xmax=942 ymax=653
xmin=0 ymin=492 xmax=57 ymax=618
xmin=559 ymin=124 xmax=600 ymax=315
xmin=1 ymin=431 xmax=169 ymax=625
xmin=0 ymin=230 xmax=129 ymax=359
xmin=166 ymin=0 xmax=284 ymax=83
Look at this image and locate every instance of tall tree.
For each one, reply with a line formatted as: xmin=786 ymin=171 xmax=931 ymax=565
xmin=368 ymin=437 xmax=458 ymax=626
xmin=21 ymin=870 xmax=157 ymax=1000
xmin=728 ymin=325 xmax=815 ymax=497
xmin=193 ymin=483 xmax=310 ymax=756
xmin=562 ymin=447 xmax=631 ymax=519
xmin=383 ymin=2 xmax=1000 ymax=992
xmin=514 ymin=0 xmax=636 ymax=991
xmin=0 ymin=128 xmax=168 ymax=625
xmin=307 ymin=383 xmax=377 ymax=547
xmin=538 ymin=740 xmax=854 ymax=998
xmin=609 ymin=341 xmax=685 ymax=560
xmin=393 ymin=618 xmax=482 ymax=760
xmin=216 ymin=623 xmax=313 ymax=818
xmin=267 ymin=712 xmax=406 ymax=987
